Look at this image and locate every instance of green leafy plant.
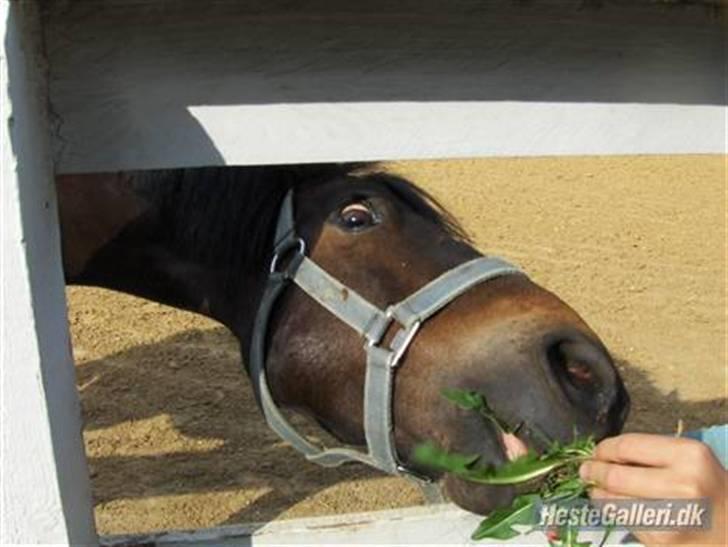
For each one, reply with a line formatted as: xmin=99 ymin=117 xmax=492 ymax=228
xmin=414 ymin=388 xmax=613 ymax=547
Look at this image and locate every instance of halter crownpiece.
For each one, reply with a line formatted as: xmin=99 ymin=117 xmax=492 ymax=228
xmin=249 ymin=189 xmax=525 ymax=496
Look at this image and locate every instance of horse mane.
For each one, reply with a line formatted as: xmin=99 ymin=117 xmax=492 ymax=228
xmin=132 ymin=163 xmax=469 ymax=281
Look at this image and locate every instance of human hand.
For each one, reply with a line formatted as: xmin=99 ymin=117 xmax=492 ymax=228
xmin=579 ymin=433 xmax=726 ymax=546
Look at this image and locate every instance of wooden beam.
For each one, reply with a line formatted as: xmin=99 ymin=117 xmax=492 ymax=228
xmin=43 ymin=0 xmax=725 ymax=173
xmin=0 ymin=1 xmax=97 ymax=543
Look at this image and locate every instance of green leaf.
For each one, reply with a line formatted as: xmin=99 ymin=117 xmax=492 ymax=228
xmin=463 ymin=451 xmax=564 ymax=485
xmin=441 ymin=388 xmax=514 ymax=433
xmin=542 ymin=474 xmax=589 ymax=502
xmin=414 ymin=440 xmax=593 ymax=487
xmin=560 ymin=436 xmax=597 ymax=458
xmin=471 ymin=494 xmax=540 ymax=540
xmin=559 ymin=523 xmax=592 ymax=547
xmin=412 ymin=442 xmax=480 ymax=474
xmin=414 ymin=443 xmax=559 ymax=486
xmin=423 ymin=388 xmax=600 ymax=543
xmin=441 ymin=388 xmax=486 ymax=411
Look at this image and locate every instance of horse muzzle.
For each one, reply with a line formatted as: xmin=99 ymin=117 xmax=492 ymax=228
xmin=395 ymin=283 xmax=630 ymax=514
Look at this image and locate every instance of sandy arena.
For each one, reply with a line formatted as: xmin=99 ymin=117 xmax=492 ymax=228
xmin=66 ymin=155 xmax=725 ymax=535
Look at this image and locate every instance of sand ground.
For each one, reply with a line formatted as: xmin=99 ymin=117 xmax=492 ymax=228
xmin=66 ymin=155 xmax=726 ymax=535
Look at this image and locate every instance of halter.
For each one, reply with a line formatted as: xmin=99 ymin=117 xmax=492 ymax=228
xmin=249 ymin=189 xmax=524 ymax=498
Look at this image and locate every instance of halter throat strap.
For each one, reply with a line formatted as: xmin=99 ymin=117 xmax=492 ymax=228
xmin=249 ymin=190 xmax=524 ymax=486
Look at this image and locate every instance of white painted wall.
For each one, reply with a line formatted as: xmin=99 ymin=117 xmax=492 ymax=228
xmin=102 ymin=504 xmax=640 ymax=546
xmin=43 ymin=0 xmax=726 ymax=173
xmin=187 ymin=102 xmax=724 ymax=168
xmin=0 ymin=1 xmax=97 ymax=544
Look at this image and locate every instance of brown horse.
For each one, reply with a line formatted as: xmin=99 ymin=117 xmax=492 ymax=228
xmin=57 ymin=163 xmax=629 ymax=515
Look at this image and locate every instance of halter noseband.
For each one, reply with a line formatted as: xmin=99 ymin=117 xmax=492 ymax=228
xmin=249 ymin=189 xmax=524 ymax=496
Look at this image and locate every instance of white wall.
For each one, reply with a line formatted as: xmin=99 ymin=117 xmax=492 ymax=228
xmin=44 ymin=0 xmax=726 ymax=173
xmin=103 ymin=504 xmax=639 ymax=546
xmin=1 ymin=1 xmax=96 ymax=543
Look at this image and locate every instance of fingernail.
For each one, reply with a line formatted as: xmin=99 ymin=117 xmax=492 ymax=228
xmin=579 ymin=462 xmax=591 ymax=480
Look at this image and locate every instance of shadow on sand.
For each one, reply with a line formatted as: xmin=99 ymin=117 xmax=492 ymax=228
xmin=76 ymin=326 xmax=725 ymax=526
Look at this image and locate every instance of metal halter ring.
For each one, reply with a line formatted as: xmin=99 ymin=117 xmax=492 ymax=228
xmin=270 ymin=237 xmax=306 ymax=274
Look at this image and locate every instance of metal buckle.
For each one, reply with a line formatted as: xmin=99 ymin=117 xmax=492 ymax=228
xmin=388 ymin=320 xmax=421 ymax=368
xmin=396 ymin=464 xmax=435 ymax=484
xmin=364 ymin=313 xmax=420 ymax=369
xmin=270 ymin=237 xmax=306 ymax=274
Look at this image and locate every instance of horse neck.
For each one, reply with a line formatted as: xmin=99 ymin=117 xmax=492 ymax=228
xmin=56 ymin=171 xmax=270 ymax=332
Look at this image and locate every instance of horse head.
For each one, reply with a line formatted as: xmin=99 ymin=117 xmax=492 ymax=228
xmin=58 ymin=164 xmax=629 ymax=515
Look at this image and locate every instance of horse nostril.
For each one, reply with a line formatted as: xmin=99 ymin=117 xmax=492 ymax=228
xmin=565 ymin=361 xmax=593 ymax=386
xmin=546 ymin=342 xmax=596 ymax=392
xmin=545 ymin=335 xmax=611 ymax=401
xmin=540 ymin=329 xmax=626 ymax=429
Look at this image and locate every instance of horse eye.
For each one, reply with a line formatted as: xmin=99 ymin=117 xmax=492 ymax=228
xmin=338 ymin=202 xmax=377 ymax=231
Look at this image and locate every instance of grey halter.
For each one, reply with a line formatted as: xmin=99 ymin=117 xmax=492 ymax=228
xmin=249 ymin=189 xmax=523 ymax=496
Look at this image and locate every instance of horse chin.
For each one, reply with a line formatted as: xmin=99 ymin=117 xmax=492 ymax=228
xmin=443 ymin=474 xmax=516 ymax=515
xmin=440 ymin=430 xmax=530 ymax=515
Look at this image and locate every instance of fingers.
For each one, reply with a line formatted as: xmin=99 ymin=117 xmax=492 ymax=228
xmin=579 ymin=461 xmax=680 ymax=498
xmin=587 ymin=487 xmax=625 ymax=500
xmin=594 ymin=433 xmax=702 ymax=467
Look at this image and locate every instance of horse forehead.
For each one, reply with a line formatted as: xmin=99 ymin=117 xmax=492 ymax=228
xmin=303 ymin=176 xmax=397 ymax=203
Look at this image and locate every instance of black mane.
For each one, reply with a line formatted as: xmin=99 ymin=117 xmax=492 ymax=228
xmin=132 ymin=163 xmax=468 ymax=282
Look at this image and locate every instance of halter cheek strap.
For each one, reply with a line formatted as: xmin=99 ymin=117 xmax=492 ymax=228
xmin=249 ymin=190 xmax=524 ymax=497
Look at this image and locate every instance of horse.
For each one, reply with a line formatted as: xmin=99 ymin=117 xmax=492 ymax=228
xmin=56 ymin=163 xmax=629 ymax=515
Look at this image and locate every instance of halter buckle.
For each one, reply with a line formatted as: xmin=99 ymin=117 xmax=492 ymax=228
xmin=396 ymin=464 xmax=435 ymax=484
xmin=388 ymin=320 xmax=421 ymax=368
xmin=366 ymin=311 xmax=421 ymax=369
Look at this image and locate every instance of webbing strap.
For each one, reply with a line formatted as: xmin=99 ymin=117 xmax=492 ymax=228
xmin=294 ymin=257 xmax=387 ymax=341
xmin=364 ymin=344 xmax=399 ymax=474
xmin=274 ymin=190 xmax=296 ymax=244
xmin=249 ymin=269 xmax=379 ymax=469
xmin=390 ymin=257 xmax=524 ymax=328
